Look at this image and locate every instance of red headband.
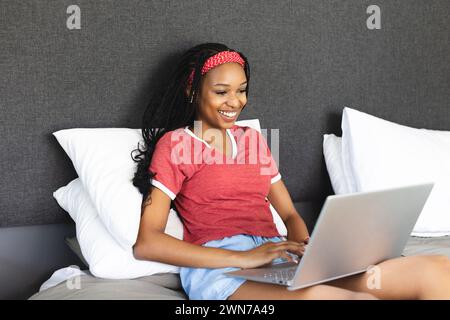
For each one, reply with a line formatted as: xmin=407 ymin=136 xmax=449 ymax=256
xmin=188 ymin=51 xmax=245 ymax=86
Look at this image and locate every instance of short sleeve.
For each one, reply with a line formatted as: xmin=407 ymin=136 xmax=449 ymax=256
xmin=256 ymin=129 xmax=282 ymax=184
xmin=148 ymin=132 xmax=187 ymax=200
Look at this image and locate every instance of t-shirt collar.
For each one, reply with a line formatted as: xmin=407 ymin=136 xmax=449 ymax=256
xmin=183 ymin=126 xmax=238 ymax=159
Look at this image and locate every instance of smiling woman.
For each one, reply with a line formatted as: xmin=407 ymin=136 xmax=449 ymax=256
xmin=130 ymin=43 xmax=450 ymax=301
xmin=187 ymin=59 xmax=248 ymax=126
xmin=131 ymin=43 xmax=251 ymax=199
xmin=186 ymin=62 xmax=249 ymax=152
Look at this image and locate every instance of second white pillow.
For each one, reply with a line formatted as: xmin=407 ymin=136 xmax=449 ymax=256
xmin=341 ymin=107 xmax=450 ymax=236
xmin=323 ymin=134 xmax=350 ymax=195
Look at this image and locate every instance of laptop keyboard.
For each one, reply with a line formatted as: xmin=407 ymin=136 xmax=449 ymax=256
xmin=263 ymin=267 xmax=297 ymax=283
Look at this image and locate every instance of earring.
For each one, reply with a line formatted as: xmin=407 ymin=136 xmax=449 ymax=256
xmin=190 ymin=90 xmax=195 ymax=104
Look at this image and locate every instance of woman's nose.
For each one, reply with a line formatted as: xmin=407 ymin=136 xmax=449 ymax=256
xmin=227 ymin=94 xmax=241 ymax=108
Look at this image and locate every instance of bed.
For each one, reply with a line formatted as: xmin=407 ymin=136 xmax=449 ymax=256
xmin=28 ymin=235 xmax=450 ymax=300
xmin=1 ymin=1 xmax=449 ymax=300
xmin=29 ymin=272 xmax=187 ymax=300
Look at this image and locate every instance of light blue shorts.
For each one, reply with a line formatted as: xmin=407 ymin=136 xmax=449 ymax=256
xmin=180 ymin=234 xmax=286 ymax=300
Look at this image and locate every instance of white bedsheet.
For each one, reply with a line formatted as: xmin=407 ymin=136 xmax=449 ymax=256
xmin=39 ymin=265 xmax=87 ymax=292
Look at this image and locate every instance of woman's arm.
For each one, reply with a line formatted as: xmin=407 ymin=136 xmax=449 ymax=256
xmin=134 ymin=230 xmax=242 ymax=269
xmin=133 ymin=187 xmax=242 ymax=268
xmin=267 ymin=179 xmax=310 ymax=244
xmin=134 ymin=186 xmax=303 ymax=269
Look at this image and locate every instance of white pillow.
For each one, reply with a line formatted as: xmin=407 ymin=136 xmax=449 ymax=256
xmin=341 ymin=107 xmax=450 ymax=236
xmin=54 ymin=178 xmax=182 ymax=278
xmin=323 ymin=134 xmax=350 ymax=194
xmin=54 ymin=128 xmax=142 ymax=251
xmin=53 ymin=119 xmax=287 ymax=251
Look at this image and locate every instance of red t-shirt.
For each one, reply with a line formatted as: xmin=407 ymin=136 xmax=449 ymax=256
xmin=148 ymin=124 xmax=282 ymax=245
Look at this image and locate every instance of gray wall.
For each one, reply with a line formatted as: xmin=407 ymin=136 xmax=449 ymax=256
xmin=1 ymin=0 xmax=449 ymax=299
xmin=1 ymin=0 xmax=449 ymax=228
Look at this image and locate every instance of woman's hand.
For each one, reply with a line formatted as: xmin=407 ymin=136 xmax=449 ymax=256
xmin=295 ymin=237 xmax=309 ymax=257
xmin=236 ymin=240 xmax=306 ymax=269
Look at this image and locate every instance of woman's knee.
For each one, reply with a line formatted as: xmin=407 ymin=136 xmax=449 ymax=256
xmin=423 ymin=255 xmax=450 ymax=273
xmin=415 ymin=255 xmax=450 ymax=293
xmin=410 ymin=255 xmax=450 ymax=299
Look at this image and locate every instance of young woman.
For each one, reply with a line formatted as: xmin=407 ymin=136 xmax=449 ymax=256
xmin=132 ymin=43 xmax=450 ymax=300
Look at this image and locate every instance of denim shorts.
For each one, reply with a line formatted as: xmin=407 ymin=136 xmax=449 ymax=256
xmin=179 ymin=234 xmax=286 ymax=300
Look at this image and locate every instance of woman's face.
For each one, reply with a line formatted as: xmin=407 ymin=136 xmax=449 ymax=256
xmin=188 ymin=62 xmax=248 ymax=131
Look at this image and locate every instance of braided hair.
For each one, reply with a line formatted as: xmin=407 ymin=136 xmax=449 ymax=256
xmin=131 ymin=43 xmax=251 ymax=208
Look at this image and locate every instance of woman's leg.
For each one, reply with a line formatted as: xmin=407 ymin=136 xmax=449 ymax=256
xmin=325 ymin=255 xmax=450 ymax=300
xmin=228 ymin=281 xmax=377 ymax=300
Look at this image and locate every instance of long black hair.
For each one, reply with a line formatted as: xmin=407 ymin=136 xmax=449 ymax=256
xmin=131 ymin=43 xmax=251 ymax=207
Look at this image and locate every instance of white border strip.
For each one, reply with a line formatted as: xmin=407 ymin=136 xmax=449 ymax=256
xmin=227 ymin=128 xmax=238 ymax=159
xmin=271 ymin=173 xmax=282 ymax=184
xmin=151 ymin=179 xmax=176 ymax=200
xmin=184 ymin=126 xmax=238 ymax=159
xmin=184 ymin=126 xmax=211 ymax=148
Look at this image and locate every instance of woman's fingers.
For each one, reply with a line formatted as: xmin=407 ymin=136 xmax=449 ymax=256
xmin=273 ymin=242 xmax=303 ymax=250
xmin=269 ymin=245 xmax=302 ymax=259
xmin=272 ymin=242 xmax=304 ymax=254
xmin=263 ymin=241 xmax=308 ymax=261
xmin=275 ymin=250 xmax=294 ymax=263
xmin=274 ymin=240 xmax=302 ymax=247
xmin=283 ymin=243 xmax=308 ymax=256
xmin=274 ymin=241 xmax=308 ymax=251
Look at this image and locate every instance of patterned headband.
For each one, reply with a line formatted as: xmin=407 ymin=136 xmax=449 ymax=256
xmin=188 ymin=51 xmax=245 ymax=86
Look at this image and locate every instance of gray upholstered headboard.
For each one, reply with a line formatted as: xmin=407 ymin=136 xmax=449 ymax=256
xmin=1 ymin=0 xmax=449 ymax=299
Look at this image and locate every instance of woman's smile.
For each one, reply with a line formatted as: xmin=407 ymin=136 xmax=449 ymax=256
xmin=188 ymin=62 xmax=247 ymax=131
xmin=218 ymin=109 xmax=239 ymax=122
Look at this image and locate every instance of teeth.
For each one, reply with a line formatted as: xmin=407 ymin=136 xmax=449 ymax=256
xmin=218 ymin=110 xmax=237 ymax=118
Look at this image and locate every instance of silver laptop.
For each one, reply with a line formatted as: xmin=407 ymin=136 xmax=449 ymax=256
xmin=225 ymin=182 xmax=434 ymax=291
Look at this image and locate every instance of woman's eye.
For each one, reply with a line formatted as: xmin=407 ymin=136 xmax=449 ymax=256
xmin=216 ymin=90 xmax=246 ymax=95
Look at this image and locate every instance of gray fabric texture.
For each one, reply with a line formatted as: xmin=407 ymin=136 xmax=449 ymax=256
xmin=402 ymin=236 xmax=450 ymax=257
xmin=28 ymin=272 xmax=187 ymax=300
xmin=1 ymin=1 xmax=449 ymax=226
